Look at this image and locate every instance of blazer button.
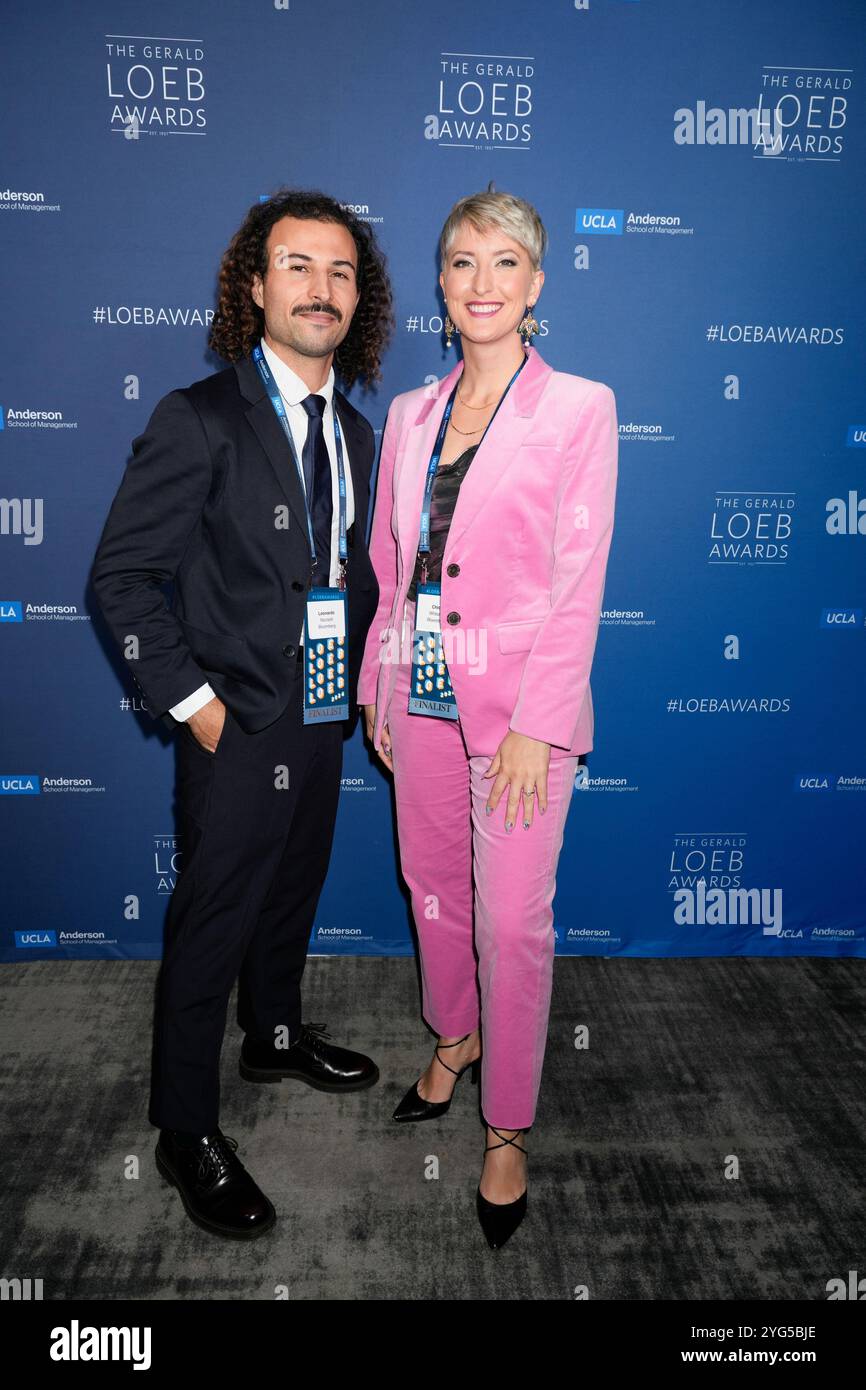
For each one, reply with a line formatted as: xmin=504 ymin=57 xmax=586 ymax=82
xmin=291 ymin=579 xmax=304 ymax=592
xmin=282 ymin=643 xmax=296 ymax=658
xmin=446 ymin=562 xmax=460 ymax=578
xmin=446 ymin=611 xmax=461 ymax=626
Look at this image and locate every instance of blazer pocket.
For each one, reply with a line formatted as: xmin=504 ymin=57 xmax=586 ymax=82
xmin=177 ymin=617 xmax=249 ymax=678
xmin=496 ymin=618 xmax=544 ymax=654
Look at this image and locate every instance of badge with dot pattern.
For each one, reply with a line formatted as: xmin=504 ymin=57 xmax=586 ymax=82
xmin=409 ymin=582 xmax=458 ymax=720
xmin=303 ymin=589 xmax=349 ymax=723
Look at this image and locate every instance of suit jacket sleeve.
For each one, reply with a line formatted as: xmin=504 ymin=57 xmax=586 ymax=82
xmin=90 ymin=389 xmax=214 ymax=720
xmin=357 ymin=398 xmax=403 ymax=706
xmin=508 ymin=382 xmax=618 ymax=751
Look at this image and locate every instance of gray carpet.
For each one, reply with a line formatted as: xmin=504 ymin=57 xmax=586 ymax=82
xmin=1 ymin=955 xmax=863 ymax=1300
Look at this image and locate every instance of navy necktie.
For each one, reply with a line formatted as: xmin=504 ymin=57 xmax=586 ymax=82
xmin=300 ymin=394 xmax=333 ymax=581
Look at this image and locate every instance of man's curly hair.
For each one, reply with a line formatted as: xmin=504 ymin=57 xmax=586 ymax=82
xmin=209 ymin=188 xmax=394 ymax=389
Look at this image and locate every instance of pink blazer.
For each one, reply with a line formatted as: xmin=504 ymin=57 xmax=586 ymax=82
xmin=357 ymin=344 xmax=618 ymax=758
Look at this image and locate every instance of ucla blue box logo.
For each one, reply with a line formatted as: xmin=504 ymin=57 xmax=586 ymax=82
xmin=1 ymin=775 xmax=41 ymax=794
xmin=847 ymin=425 xmax=866 ymax=447
xmin=1 ymin=601 xmax=23 ymax=622
xmin=575 ymin=208 xmax=623 ymax=235
xmin=15 ymin=931 xmax=57 ymax=948
xmin=820 ymin=607 xmax=862 ymax=628
xmin=795 ymin=774 xmax=834 ymax=792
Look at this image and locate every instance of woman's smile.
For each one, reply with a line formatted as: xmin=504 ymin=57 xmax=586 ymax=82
xmin=465 ymin=301 xmax=504 ymax=317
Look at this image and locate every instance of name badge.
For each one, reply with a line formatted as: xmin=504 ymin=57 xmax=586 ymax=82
xmin=409 ymin=583 xmax=458 ymax=720
xmin=303 ymin=588 xmax=349 ymax=724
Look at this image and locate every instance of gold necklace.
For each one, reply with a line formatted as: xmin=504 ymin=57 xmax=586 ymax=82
xmin=456 ymin=386 xmax=499 ymax=410
xmin=450 ymin=366 xmax=519 ymax=434
xmin=450 ymin=391 xmax=494 ymax=435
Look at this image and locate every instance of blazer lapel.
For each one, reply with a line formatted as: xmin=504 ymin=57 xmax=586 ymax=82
xmin=445 ymin=345 xmax=553 ymax=552
xmin=396 ymin=359 xmax=463 ymax=576
xmin=333 ymin=391 xmax=371 ymax=542
xmin=397 ymin=346 xmax=554 ymax=569
xmin=235 ymin=354 xmax=309 ymax=537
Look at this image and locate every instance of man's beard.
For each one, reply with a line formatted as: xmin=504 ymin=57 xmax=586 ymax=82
xmin=277 ymin=305 xmax=345 ymax=358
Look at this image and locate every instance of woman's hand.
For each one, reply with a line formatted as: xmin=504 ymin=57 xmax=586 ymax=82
xmin=482 ymin=730 xmax=550 ymax=831
xmin=362 ymin=703 xmax=393 ymax=772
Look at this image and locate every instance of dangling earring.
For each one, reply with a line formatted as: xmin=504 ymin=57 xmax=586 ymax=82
xmin=444 ymin=311 xmax=458 ymax=348
xmin=518 ymin=304 xmax=539 ymax=347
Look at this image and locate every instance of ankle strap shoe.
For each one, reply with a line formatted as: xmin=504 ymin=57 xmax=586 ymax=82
xmin=393 ymin=1034 xmax=481 ymax=1123
xmin=476 ymin=1127 xmax=528 ymax=1249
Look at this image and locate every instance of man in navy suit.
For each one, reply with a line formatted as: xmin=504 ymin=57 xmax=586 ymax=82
xmin=91 ymin=189 xmax=393 ymax=1238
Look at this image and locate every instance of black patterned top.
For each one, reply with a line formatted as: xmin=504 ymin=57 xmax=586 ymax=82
xmin=407 ymin=444 xmax=479 ymax=601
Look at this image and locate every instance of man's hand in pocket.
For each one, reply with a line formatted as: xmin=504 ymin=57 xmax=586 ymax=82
xmin=186 ymin=697 xmax=227 ymax=753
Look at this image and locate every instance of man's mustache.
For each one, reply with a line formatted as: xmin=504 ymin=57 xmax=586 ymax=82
xmin=294 ymin=303 xmax=342 ymax=321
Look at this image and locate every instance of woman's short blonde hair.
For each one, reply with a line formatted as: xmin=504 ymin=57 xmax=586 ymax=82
xmin=439 ymin=188 xmax=548 ymax=272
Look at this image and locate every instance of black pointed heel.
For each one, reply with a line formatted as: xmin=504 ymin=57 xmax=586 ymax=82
xmin=392 ymin=1034 xmax=481 ymax=1122
xmin=476 ymin=1126 xmax=528 ymax=1250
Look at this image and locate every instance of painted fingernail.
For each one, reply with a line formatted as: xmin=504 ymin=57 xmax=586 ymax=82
xmin=539 ymin=806 xmax=547 ymax=815
xmin=505 ymin=820 xmax=513 ymax=832
xmin=485 ymin=805 xmax=493 ymax=816
xmin=523 ymin=820 xmax=530 ymax=829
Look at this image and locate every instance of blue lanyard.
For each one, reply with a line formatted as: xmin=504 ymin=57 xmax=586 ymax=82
xmin=418 ymin=355 xmax=527 ymax=556
xmin=252 ymin=344 xmax=348 ymax=585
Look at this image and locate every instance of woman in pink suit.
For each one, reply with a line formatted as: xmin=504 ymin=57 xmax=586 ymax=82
xmin=359 ymin=189 xmax=618 ymax=1248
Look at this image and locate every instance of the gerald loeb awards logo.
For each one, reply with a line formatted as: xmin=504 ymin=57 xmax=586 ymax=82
xmin=105 ymin=34 xmax=206 ymax=136
xmin=426 ymin=51 xmax=533 ymax=149
xmin=668 ymin=833 xmax=791 ymax=937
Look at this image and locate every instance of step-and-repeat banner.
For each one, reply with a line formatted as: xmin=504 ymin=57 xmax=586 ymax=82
xmin=2 ymin=1 xmax=864 ymax=961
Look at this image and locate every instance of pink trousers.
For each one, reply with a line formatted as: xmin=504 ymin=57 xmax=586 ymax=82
xmin=384 ymin=604 xmax=579 ymax=1129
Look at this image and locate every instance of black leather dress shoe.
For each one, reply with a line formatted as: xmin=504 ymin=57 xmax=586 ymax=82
xmin=238 ymin=1021 xmax=379 ymax=1092
xmin=155 ymin=1129 xmax=276 ymax=1239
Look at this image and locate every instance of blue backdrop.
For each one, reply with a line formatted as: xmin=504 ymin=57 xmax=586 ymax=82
xmin=2 ymin=0 xmax=864 ymax=962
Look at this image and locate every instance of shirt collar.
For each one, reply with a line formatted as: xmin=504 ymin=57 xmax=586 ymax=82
xmin=259 ymin=336 xmax=335 ymax=410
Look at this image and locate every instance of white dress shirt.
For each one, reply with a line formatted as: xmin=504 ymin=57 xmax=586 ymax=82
xmin=169 ymin=337 xmax=355 ymax=722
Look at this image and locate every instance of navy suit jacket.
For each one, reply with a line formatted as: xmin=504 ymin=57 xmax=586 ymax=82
xmin=90 ymin=353 xmax=379 ymax=734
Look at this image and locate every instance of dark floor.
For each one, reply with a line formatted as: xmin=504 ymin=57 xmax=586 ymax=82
xmin=0 ymin=955 xmax=863 ymax=1300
